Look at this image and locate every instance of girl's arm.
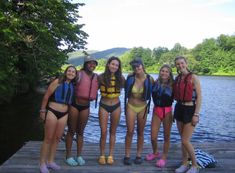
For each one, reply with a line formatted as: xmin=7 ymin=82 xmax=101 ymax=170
xmin=193 ymin=74 xmax=202 ymax=115
xmin=39 ymin=79 xmax=58 ymax=120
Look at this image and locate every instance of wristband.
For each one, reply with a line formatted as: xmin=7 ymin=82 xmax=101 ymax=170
xmin=39 ymin=109 xmax=47 ymax=113
xmin=194 ymin=113 xmax=200 ymax=117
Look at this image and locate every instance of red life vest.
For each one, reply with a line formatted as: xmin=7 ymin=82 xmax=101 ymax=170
xmin=75 ymin=70 xmax=98 ymax=101
xmin=173 ymin=73 xmax=194 ymax=102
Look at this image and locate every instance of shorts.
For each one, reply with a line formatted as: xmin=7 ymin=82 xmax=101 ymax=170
xmin=153 ymin=106 xmax=172 ymax=121
xmin=174 ymin=102 xmax=195 ymax=124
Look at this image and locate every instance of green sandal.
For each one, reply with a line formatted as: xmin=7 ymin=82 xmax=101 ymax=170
xmin=77 ymin=156 xmax=85 ymax=166
xmin=65 ymin=157 xmax=78 ymax=166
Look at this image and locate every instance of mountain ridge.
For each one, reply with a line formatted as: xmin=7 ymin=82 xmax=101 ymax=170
xmin=68 ymin=47 xmax=130 ymax=65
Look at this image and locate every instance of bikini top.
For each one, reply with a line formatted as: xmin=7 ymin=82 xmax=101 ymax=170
xmin=132 ymin=85 xmax=144 ymax=94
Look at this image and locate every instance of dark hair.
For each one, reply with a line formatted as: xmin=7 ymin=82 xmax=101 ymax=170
xmin=157 ymin=64 xmax=174 ymax=86
xmin=174 ymin=56 xmax=191 ymax=74
xmin=101 ymin=56 xmax=124 ymax=89
xmin=58 ymin=65 xmax=77 ymax=84
xmin=81 ymin=62 xmax=88 ymax=71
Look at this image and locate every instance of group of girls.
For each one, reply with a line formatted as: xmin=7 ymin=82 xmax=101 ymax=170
xmin=38 ymin=55 xmax=201 ymax=173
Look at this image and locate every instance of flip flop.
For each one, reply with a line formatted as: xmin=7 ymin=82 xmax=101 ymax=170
xmin=65 ymin=157 xmax=78 ymax=166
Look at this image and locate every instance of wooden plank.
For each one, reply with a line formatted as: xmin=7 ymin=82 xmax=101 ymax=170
xmin=0 ymin=141 xmax=235 ymax=173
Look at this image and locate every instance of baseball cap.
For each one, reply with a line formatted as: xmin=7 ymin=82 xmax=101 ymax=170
xmin=130 ymin=58 xmax=143 ymax=68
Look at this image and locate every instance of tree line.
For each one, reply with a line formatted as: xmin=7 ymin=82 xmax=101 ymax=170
xmin=96 ymin=35 xmax=235 ymax=75
xmin=0 ymin=1 xmax=234 ymax=104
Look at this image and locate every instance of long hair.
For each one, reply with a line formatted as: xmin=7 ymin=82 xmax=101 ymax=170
xmin=174 ymin=56 xmax=191 ymax=74
xmin=58 ymin=65 xmax=77 ymax=84
xmin=101 ymin=56 xmax=124 ymax=89
xmin=157 ymin=64 xmax=174 ymax=86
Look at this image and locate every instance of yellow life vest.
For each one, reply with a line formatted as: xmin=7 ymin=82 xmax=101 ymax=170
xmin=100 ymin=76 xmax=121 ymax=99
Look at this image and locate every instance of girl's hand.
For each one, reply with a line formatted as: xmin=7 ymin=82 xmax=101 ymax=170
xmin=191 ymin=114 xmax=199 ymax=127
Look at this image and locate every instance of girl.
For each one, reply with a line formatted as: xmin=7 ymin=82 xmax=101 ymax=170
xmin=146 ymin=64 xmax=174 ymax=168
xmin=123 ymin=58 xmax=154 ymax=165
xmin=39 ymin=65 xmax=77 ymax=173
xmin=98 ymin=56 xmax=125 ymax=165
xmin=174 ymin=56 xmax=201 ymax=173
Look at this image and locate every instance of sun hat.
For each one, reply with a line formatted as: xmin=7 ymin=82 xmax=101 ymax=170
xmin=84 ymin=55 xmax=98 ymax=65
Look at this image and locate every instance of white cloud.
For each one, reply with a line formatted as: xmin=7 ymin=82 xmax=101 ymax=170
xmin=79 ymin=0 xmax=235 ymax=50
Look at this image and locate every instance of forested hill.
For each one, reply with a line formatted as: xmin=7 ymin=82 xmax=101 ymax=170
xmin=68 ymin=47 xmax=130 ymax=66
xmin=67 ymin=34 xmax=235 ymax=76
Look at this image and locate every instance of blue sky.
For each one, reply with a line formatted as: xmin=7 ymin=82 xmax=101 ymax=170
xmin=77 ymin=0 xmax=235 ymax=51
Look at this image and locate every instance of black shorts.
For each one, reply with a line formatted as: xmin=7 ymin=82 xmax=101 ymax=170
xmin=174 ymin=102 xmax=195 ymax=124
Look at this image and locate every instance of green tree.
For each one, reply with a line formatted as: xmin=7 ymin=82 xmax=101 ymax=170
xmin=152 ymin=46 xmax=169 ymax=62
xmin=0 ymin=0 xmax=88 ymax=103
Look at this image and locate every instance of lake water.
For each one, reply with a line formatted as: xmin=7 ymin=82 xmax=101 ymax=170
xmin=84 ymin=75 xmax=235 ymax=143
xmin=0 ymin=75 xmax=235 ymax=164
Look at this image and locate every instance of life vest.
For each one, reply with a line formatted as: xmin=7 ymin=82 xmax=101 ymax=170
xmin=100 ymin=76 xmax=121 ymax=99
xmin=173 ymin=73 xmax=196 ymax=102
xmin=49 ymin=82 xmax=74 ymax=105
xmin=75 ymin=70 xmax=98 ymax=101
xmin=152 ymin=81 xmax=173 ymax=107
xmin=124 ymin=74 xmax=153 ymax=115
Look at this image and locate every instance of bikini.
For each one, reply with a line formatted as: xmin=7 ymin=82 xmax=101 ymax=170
xmin=99 ymin=102 xmax=120 ymax=113
xmin=153 ymin=106 xmax=172 ymax=121
xmin=127 ymin=86 xmax=147 ymax=113
xmin=71 ymin=102 xmax=90 ymax=112
xmin=47 ymin=106 xmax=68 ymax=119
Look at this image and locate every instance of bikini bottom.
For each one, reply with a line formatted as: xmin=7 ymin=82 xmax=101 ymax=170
xmin=127 ymin=103 xmax=146 ymax=114
xmin=100 ymin=102 xmax=120 ymax=113
xmin=71 ymin=102 xmax=90 ymax=112
xmin=153 ymin=106 xmax=172 ymax=121
xmin=47 ymin=106 xmax=68 ymax=119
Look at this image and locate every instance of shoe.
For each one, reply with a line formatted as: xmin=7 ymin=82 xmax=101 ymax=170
xmin=186 ymin=166 xmax=199 ymax=173
xmin=47 ymin=162 xmax=61 ymax=170
xmin=134 ymin=156 xmax=143 ymax=164
xmin=107 ymin=156 xmax=114 ymax=165
xmin=65 ymin=157 xmax=78 ymax=166
xmin=175 ymin=164 xmax=190 ymax=173
xmin=123 ymin=157 xmax=132 ymax=165
xmin=98 ymin=156 xmax=106 ymax=165
xmin=145 ymin=152 xmax=160 ymax=161
xmin=156 ymin=159 xmax=167 ymax=168
xmin=40 ymin=164 xmax=49 ymax=173
xmin=77 ymin=156 xmax=85 ymax=166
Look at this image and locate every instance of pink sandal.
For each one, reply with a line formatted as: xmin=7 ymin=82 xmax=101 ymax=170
xmin=145 ymin=152 xmax=160 ymax=161
xmin=156 ymin=159 xmax=167 ymax=168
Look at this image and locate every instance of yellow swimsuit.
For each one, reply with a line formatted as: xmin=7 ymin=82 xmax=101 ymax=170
xmin=127 ymin=86 xmax=147 ymax=113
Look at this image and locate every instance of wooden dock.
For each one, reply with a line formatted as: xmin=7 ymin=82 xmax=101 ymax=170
xmin=0 ymin=141 xmax=235 ymax=173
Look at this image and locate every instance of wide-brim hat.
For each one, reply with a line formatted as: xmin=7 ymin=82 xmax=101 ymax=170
xmin=84 ymin=56 xmax=98 ymax=65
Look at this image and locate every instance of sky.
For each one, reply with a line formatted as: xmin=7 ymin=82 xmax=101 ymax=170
xmin=77 ymin=0 xmax=235 ymax=51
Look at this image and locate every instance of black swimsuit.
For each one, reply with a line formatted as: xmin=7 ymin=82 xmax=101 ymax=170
xmin=71 ymin=102 xmax=90 ymax=112
xmin=47 ymin=107 xmax=68 ymax=119
xmin=100 ymin=102 xmax=120 ymax=113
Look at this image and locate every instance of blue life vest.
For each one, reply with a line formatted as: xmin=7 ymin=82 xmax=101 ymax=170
xmin=50 ymin=82 xmax=74 ymax=105
xmin=152 ymin=81 xmax=173 ymax=107
xmin=124 ymin=74 xmax=152 ymax=115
